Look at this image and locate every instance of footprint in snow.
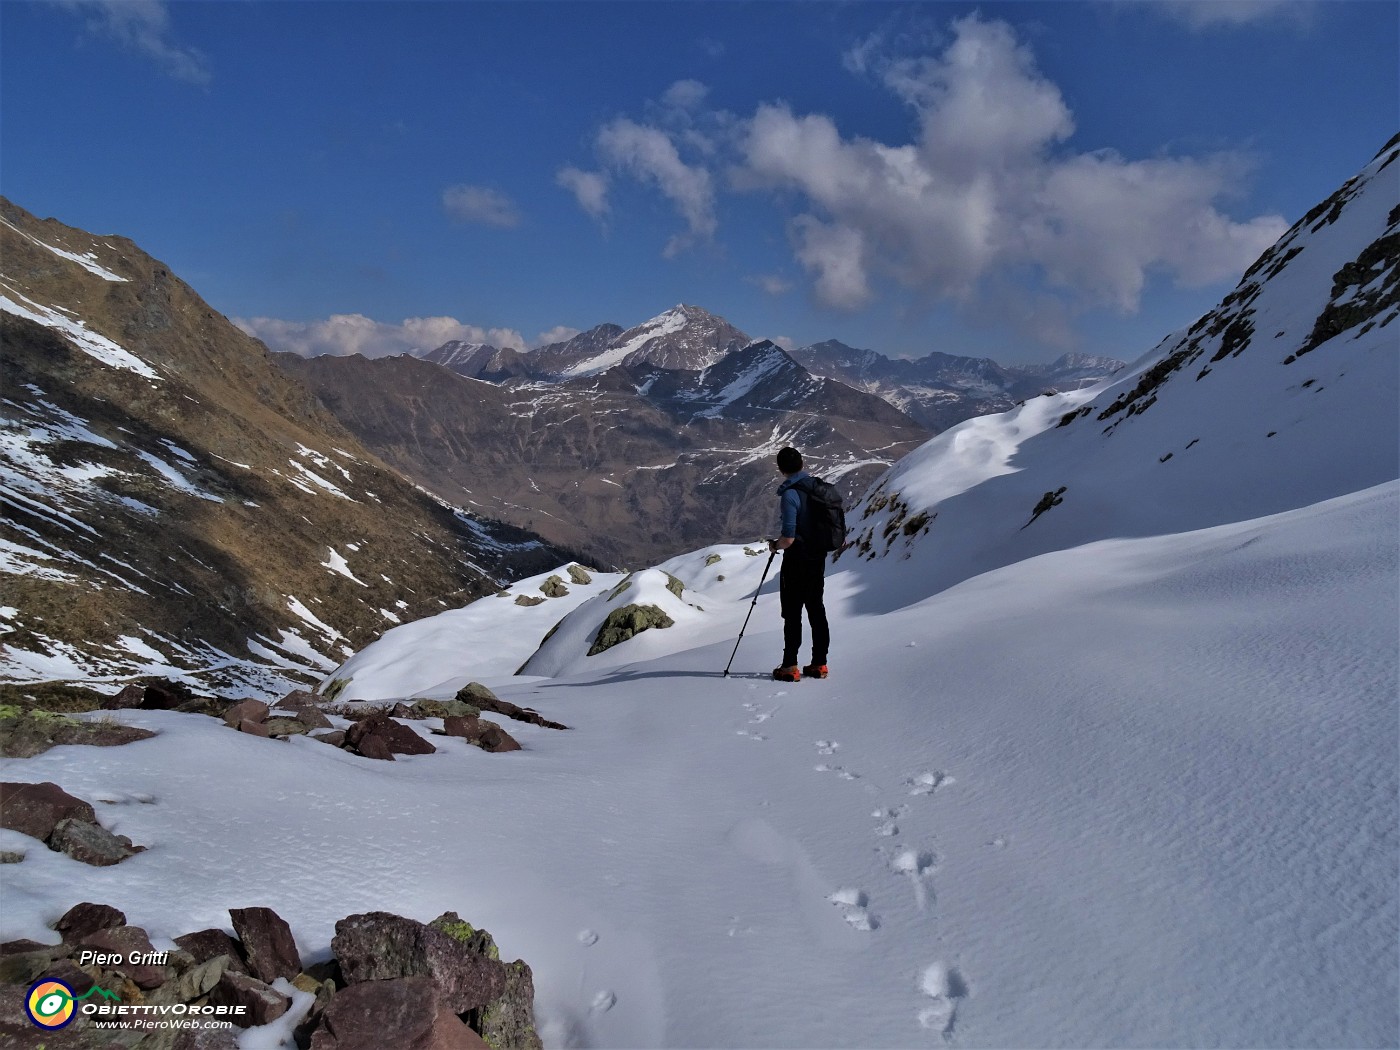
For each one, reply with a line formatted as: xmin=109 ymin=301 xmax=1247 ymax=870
xmin=827 ymin=887 xmax=878 ymax=931
xmin=814 ymin=739 xmax=840 ymax=755
xmin=892 ymin=849 xmax=937 ymax=911
xmin=736 ymin=729 xmax=767 ymax=742
xmin=917 ymin=962 xmax=967 ymax=1035
xmin=813 ymin=763 xmax=860 ymax=780
xmin=577 ymin=929 xmax=598 ymax=946
xmin=907 ymin=771 xmax=953 ymax=796
xmin=590 ymin=990 xmax=616 ymax=1014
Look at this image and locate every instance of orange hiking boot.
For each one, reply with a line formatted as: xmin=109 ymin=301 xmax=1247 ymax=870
xmin=803 ymin=664 xmax=828 ymax=679
xmin=772 ymin=665 xmax=801 ymax=682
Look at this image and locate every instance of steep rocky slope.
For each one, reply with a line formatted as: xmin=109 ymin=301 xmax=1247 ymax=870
xmin=278 ymin=342 xmax=930 ymax=568
xmin=0 ymin=199 xmax=572 ymax=699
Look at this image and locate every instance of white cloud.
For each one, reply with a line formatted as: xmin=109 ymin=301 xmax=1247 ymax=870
xmin=733 ymin=13 xmax=1287 ymax=314
xmin=53 ymin=0 xmax=211 ymax=85
xmin=236 ymin=314 xmax=527 ymax=359
xmin=596 ymin=117 xmax=717 ymax=256
xmin=442 ymin=184 xmax=521 ymax=228
xmin=556 ymin=167 xmax=611 ymax=220
xmin=1151 ymin=1 xmax=1316 ymax=29
xmin=662 ymin=79 xmax=710 ymax=111
xmin=749 ymin=273 xmax=794 ymax=296
xmin=535 ymin=325 xmax=582 ymax=347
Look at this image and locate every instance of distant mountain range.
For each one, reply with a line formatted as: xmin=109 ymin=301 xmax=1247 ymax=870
xmin=278 ymin=333 xmax=931 ymax=569
xmin=0 ymin=199 xmax=576 ymax=700
xmin=280 ymin=304 xmax=1109 ymax=566
xmin=789 ymin=342 xmax=1123 ymax=431
xmin=426 ymin=304 xmax=1125 ymax=433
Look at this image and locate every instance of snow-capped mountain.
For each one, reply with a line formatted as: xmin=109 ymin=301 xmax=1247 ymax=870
xmin=0 ymin=198 xmax=574 ymax=699
xmin=792 ymin=341 xmax=1125 ymax=431
xmin=536 ymin=304 xmax=751 ymax=378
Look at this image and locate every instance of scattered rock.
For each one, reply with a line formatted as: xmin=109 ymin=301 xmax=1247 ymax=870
xmin=0 ymin=943 xmax=66 ymax=985
xmin=311 ymin=730 xmax=347 ymax=748
xmin=442 ymin=716 xmax=521 ymax=753
xmin=354 ymin=734 xmax=396 ymax=761
xmin=452 ymin=685 xmax=566 ymax=730
xmin=174 ymin=928 xmax=248 ymax=972
xmin=102 ymin=684 xmax=147 ymax=709
xmin=138 ymin=679 xmax=195 ymax=710
xmin=149 ymin=953 xmax=230 ymax=1007
xmin=238 ymin=718 xmax=272 ymax=738
xmin=223 ymin=698 xmax=269 ymax=727
xmin=264 ymin=717 xmax=310 ymax=739
xmin=51 ymin=816 xmax=144 ymax=866
xmin=208 ymin=968 xmax=291 ymax=1027
xmin=172 ymin=1022 xmax=242 ymax=1049
xmin=587 ymin=603 xmax=675 ymax=656
xmin=513 ymin=595 xmax=544 ymax=607
xmin=230 ymin=907 xmax=303 ymax=984
xmin=565 ymin=564 xmax=593 ymax=585
xmin=704 ymin=553 xmax=721 ymax=566
xmin=77 ymin=925 xmax=166 ymax=988
xmin=410 ymin=699 xmax=479 ymax=720
xmin=295 ymin=706 xmax=334 ymax=730
xmin=430 ymin=914 xmax=541 ymax=1050
xmin=331 ymin=912 xmax=507 ymax=1014
xmin=310 ymin=975 xmax=488 ymax=1050
xmin=539 ymin=575 xmax=568 ymax=598
xmin=0 ymin=850 xmax=22 ymax=864
xmin=54 ymin=902 xmax=127 ymax=942
xmin=345 ymin=714 xmax=436 ymax=759
xmin=274 ymin=690 xmax=322 ymax=711
xmin=0 ymin=781 xmax=97 ymax=841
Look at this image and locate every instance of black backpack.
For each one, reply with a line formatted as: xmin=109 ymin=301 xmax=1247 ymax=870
xmin=793 ymin=477 xmax=847 ymax=552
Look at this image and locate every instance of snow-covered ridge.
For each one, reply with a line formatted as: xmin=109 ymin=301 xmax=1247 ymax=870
xmin=556 ymin=306 xmax=691 ymax=378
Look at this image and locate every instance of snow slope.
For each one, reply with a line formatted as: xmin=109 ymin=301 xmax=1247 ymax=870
xmin=2 ymin=483 xmax=1394 ymax=1047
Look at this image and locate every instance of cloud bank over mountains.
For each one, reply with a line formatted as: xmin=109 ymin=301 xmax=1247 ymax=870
xmin=235 ymin=314 xmax=531 ymax=359
xmin=560 ymin=14 xmax=1288 ymax=322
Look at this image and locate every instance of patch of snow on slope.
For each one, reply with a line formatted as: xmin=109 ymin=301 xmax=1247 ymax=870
xmin=0 ymin=284 xmax=159 ymax=378
xmin=321 ymin=547 xmax=368 ymax=587
xmin=557 ymin=308 xmax=688 ymax=378
xmin=0 ymin=216 xmax=129 ymax=282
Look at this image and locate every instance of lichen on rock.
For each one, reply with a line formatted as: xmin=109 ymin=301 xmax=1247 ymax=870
xmin=588 ymin=603 xmax=675 ymax=657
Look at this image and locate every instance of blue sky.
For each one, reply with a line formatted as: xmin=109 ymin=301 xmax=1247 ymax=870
xmin=2 ymin=1 xmax=1396 ymax=365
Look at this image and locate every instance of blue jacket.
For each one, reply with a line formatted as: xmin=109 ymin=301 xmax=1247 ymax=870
xmin=777 ymin=471 xmax=810 ymax=540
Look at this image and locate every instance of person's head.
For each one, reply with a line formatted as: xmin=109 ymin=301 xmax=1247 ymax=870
xmin=776 ymin=447 xmax=803 ymax=476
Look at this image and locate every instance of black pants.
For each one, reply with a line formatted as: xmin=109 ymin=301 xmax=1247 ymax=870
xmin=780 ymin=551 xmax=829 ymax=667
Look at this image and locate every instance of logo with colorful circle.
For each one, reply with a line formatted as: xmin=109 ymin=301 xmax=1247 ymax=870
xmin=25 ymin=979 xmax=76 ymax=1029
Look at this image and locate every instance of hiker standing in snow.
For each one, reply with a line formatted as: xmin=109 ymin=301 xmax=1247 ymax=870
xmin=769 ymin=446 xmax=830 ymax=682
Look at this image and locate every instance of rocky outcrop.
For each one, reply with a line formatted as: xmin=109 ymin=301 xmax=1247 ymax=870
xmin=0 ymin=706 xmax=156 ymax=758
xmin=587 ymin=603 xmax=675 ymax=656
xmin=329 ymin=911 xmax=540 ymax=1049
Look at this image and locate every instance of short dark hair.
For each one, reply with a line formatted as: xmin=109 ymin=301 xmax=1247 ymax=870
xmin=776 ymin=447 xmax=802 ymax=474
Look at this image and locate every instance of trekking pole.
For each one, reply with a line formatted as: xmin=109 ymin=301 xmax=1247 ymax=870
xmin=723 ymin=549 xmax=777 ymax=677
